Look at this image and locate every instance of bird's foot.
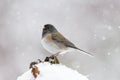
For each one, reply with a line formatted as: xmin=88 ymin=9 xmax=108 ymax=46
xmin=29 ymin=54 xmax=60 ymax=69
xmin=52 ymin=52 xmax=59 ymax=56
xmin=44 ymin=55 xmax=60 ymax=64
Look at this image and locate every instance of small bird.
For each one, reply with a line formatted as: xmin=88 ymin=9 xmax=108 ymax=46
xmin=41 ymin=24 xmax=93 ymax=57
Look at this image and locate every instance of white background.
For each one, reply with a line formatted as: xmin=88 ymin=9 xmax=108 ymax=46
xmin=0 ymin=0 xmax=120 ymax=80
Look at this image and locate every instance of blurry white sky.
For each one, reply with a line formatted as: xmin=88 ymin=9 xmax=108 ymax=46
xmin=0 ymin=0 xmax=120 ymax=80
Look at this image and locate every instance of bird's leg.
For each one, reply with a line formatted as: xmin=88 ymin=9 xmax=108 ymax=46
xmin=52 ymin=52 xmax=60 ymax=56
xmin=49 ymin=55 xmax=60 ymax=64
xmin=47 ymin=52 xmax=60 ymax=64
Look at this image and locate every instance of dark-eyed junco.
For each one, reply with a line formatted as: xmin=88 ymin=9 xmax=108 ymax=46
xmin=41 ymin=24 xmax=93 ymax=57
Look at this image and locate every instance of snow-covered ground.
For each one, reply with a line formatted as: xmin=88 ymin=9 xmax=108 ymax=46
xmin=17 ymin=62 xmax=89 ymax=80
xmin=0 ymin=0 xmax=120 ymax=80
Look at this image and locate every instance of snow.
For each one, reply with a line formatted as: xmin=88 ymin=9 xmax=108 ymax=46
xmin=1 ymin=0 xmax=120 ymax=80
xmin=17 ymin=62 xmax=89 ymax=80
xmin=107 ymin=52 xmax=111 ymax=56
xmin=102 ymin=36 xmax=106 ymax=40
xmin=118 ymin=26 xmax=120 ymax=29
xmin=107 ymin=26 xmax=112 ymax=30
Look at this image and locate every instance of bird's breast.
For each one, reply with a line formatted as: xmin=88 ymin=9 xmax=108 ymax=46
xmin=41 ymin=34 xmax=64 ymax=54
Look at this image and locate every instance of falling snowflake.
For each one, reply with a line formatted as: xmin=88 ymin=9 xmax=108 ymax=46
xmin=93 ymin=34 xmax=97 ymax=39
xmin=102 ymin=36 xmax=106 ymax=40
xmin=76 ymin=65 xmax=80 ymax=69
xmin=107 ymin=52 xmax=111 ymax=56
xmin=110 ymin=4 xmax=114 ymax=9
xmin=118 ymin=26 xmax=120 ymax=29
xmin=16 ymin=11 xmax=21 ymax=15
xmin=16 ymin=46 xmax=19 ymax=50
xmin=22 ymin=52 xmax=25 ymax=56
xmin=107 ymin=26 xmax=112 ymax=30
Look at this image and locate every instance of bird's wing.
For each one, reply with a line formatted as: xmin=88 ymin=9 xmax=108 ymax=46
xmin=52 ymin=32 xmax=94 ymax=57
xmin=52 ymin=32 xmax=77 ymax=48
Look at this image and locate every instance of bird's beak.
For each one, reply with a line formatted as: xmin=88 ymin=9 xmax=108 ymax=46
xmin=43 ymin=25 xmax=45 ymax=30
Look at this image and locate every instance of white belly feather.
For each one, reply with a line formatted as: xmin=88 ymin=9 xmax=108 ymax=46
xmin=41 ymin=38 xmax=75 ymax=54
xmin=41 ymin=38 xmax=62 ymax=54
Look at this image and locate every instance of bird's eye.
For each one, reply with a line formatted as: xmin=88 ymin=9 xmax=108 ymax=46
xmin=45 ymin=26 xmax=50 ymax=30
xmin=44 ymin=26 xmax=49 ymax=30
xmin=47 ymin=27 xmax=49 ymax=29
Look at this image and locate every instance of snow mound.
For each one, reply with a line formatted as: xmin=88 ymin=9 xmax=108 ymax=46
xmin=17 ymin=62 xmax=89 ymax=80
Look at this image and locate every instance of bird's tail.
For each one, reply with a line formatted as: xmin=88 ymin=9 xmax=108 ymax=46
xmin=75 ymin=48 xmax=94 ymax=57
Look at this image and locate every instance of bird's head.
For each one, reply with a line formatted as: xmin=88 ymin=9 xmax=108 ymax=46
xmin=42 ymin=24 xmax=58 ymax=37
